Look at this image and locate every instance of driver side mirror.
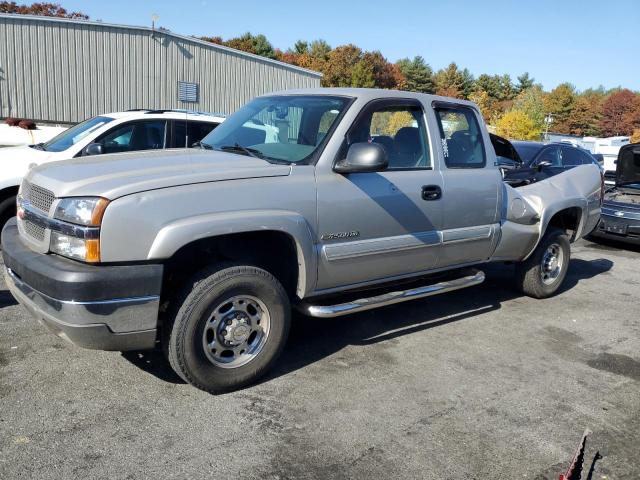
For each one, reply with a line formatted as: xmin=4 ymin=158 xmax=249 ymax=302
xmin=83 ymin=142 xmax=104 ymax=156
xmin=537 ymin=160 xmax=551 ymax=171
xmin=334 ymin=142 xmax=388 ymax=174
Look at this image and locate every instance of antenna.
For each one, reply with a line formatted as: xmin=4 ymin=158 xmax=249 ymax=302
xmin=151 ymin=13 xmax=159 ymax=37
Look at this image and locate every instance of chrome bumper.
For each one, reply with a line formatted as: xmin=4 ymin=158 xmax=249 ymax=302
xmin=5 ymin=266 xmax=159 ymax=351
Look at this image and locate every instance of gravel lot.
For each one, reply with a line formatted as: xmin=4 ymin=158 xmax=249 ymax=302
xmin=0 ymin=238 xmax=638 ymax=479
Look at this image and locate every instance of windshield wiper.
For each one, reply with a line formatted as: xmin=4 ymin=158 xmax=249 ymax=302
xmin=219 ymin=144 xmax=265 ymax=159
xmin=29 ymin=142 xmax=46 ymax=151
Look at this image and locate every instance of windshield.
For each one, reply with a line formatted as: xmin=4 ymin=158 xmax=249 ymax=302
xmin=200 ymin=95 xmax=350 ymax=164
xmin=512 ymin=143 xmax=543 ymax=164
xmin=42 ymin=116 xmax=114 ymax=152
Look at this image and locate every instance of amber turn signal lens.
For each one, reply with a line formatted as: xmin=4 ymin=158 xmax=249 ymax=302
xmin=85 ymin=239 xmax=100 ymax=263
xmin=91 ymin=198 xmax=110 ymax=226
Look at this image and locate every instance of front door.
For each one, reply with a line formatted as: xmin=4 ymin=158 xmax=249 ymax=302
xmin=315 ymin=99 xmax=444 ymax=291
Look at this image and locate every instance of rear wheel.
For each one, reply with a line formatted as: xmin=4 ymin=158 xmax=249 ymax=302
xmin=167 ymin=265 xmax=290 ymax=394
xmin=514 ymin=228 xmax=570 ymax=299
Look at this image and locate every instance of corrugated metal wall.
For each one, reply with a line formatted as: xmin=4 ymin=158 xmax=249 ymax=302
xmin=0 ymin=14 xmax=322 ymax=124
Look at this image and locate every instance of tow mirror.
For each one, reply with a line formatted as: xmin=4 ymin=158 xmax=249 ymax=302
xmin=83 ymin=143 xmax=104 ymax=156
xmin=334 ymin=142 xmax=388 ymax=174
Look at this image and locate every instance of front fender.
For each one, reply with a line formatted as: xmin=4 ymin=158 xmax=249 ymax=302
xmin=147 ymin=210 xmax=317 ymax=297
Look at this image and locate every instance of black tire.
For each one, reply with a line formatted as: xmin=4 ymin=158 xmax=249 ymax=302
xmin=514 ymin=227 xmax=571 ymax=299
xmin=167 ymin=265 xmax=291 ymax=394
xmin=0 ymin=194 xmax=17 ymax=243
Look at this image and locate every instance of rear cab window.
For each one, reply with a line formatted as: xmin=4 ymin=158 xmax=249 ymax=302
xmin=434 ymin=105 xmax=486 ymax=168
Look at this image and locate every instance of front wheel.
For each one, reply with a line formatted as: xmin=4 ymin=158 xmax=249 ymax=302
xmin=0 ymin=194 xmax=17 ymax=242
xmin=514 ymin=228 xmax=571 ymax=299
xmin=167 ymin=265 xmax=291 ymax=394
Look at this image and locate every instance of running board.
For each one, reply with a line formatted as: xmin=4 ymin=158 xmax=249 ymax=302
xmin=301 ymin=269 xmax=485 ymax=318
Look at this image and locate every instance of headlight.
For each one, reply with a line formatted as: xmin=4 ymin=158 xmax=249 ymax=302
xmin=50 ymin=197 xmax=109 ymax=262
xmin=54 ymin=197 xmax=109 ymax=226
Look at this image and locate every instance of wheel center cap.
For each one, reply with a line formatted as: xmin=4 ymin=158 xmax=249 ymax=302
xmin=547 ymin=256 xmax=558 ymax=271
xmin=220 ymin=314 xmax=251 ymax=345
xmin=232 ymin=325 xmax=250 ymax=341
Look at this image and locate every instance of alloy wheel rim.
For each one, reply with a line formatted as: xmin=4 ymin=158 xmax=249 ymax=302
xmin=202 ymin=295 xmax=271 ymax=369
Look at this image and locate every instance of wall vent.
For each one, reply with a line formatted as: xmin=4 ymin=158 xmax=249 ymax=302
xmin=178 ymin=81 xmax=198 ymax=102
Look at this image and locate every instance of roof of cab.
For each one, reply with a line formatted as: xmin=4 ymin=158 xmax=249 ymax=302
xmin=263 ymin=88 xmax=479 ymax=108
xmin=100 ymin=110 xmax=226 ymax=122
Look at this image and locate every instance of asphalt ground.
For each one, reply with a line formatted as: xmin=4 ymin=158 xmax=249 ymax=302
xmin=0 ymin=238 xmax=639 ymax=479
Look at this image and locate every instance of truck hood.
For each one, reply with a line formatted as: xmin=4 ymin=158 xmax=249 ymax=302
xmin=26 ymin=149 xmax=292 ymax=199
xmin=616 ymin=143 xmax=640 ymax=187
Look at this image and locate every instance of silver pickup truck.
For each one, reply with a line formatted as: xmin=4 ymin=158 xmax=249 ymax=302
xmin=2 ymin=89 xmax=602 ymax=393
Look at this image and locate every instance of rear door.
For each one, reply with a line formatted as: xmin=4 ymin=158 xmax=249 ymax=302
xmin=432 ymin=103 xmax=500 ymax=267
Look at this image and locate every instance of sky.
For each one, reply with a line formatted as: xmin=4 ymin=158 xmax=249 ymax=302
xmin=61 ymin=0 xmax=640 ymax=92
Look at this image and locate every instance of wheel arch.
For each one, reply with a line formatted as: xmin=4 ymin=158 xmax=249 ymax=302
xmin=0 ymin=184 xmax=19 ymax=202
xmin=522 ymin=203 xmax=586 ymax=261
xmin=150 ymin=210 xmax=317 ymax=298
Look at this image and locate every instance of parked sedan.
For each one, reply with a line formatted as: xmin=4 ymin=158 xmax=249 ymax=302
xmin=590 ymin=143 xmax=640 ymax=245
xmin=503 ymin=141 xmax=601 ymax=187
xmin=0 ymin=109 xmax=225 ymax=231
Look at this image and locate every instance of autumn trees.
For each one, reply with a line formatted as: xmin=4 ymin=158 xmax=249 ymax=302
xmin=202 ymin=31 xmax=640 ymax=141
xmin=0 ymin=1 xmax=88 ymax=18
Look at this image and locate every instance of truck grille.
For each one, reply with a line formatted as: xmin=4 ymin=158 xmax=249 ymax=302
xmin=22 ymin=181 xmax=55 ymax=213
xmin=23 ymin=219 xmax=46 ymax=241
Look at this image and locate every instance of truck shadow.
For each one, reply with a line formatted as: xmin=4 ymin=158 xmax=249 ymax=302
xmin=263 ymin=258 xmax=613 ymax=384
xmin=119 ymin=258 xmax=613 ymax=388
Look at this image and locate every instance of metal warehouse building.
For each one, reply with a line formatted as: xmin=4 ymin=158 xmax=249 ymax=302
xmin=0 ymin=13 xmax=322 ymax=124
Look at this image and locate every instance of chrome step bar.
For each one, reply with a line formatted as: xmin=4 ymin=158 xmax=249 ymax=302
xmin=301 ymin=269 xmax=485 ymax=318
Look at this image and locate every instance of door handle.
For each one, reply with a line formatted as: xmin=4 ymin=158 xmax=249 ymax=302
xmin=421 ymin=185 xmax=442 ymax=201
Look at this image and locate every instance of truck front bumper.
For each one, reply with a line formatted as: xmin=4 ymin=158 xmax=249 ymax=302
xmin=2 ymin=219 xmax=163 ymax=351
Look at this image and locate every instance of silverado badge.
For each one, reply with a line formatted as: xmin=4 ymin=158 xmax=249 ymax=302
xmin=321 ymin=231 xmax=360 ymax=241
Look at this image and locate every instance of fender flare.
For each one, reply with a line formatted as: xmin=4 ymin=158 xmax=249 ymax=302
xmin=147 ymin=209 xmax=317 ymax=297
xmin=523 ymin=200 xmax=587 ymax=260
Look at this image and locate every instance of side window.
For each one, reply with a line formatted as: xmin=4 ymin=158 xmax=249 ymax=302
xmin=173 ymin=121 xmax=219 ymax=148
xmin=579 ymin=150 xmax=595 ymax=165
xmin=98 ymin=120 xmax=166 ymax=154
xmin=537 ymin=147 xmax=561 ymax=167
xmin=346 ymin=102 xmax=431 ymax=170
xmin=172 ymin=121 xmax=186 ymax=148
xmin=561 ymin=147 xmax=584 ymax=167
xmin=434 ymin=106 xmax=486 ymax=168
xmin=99 ymin=124 xmax=135 ymax=154
xmin=188 ymin=122 xmax=218 ymax=146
